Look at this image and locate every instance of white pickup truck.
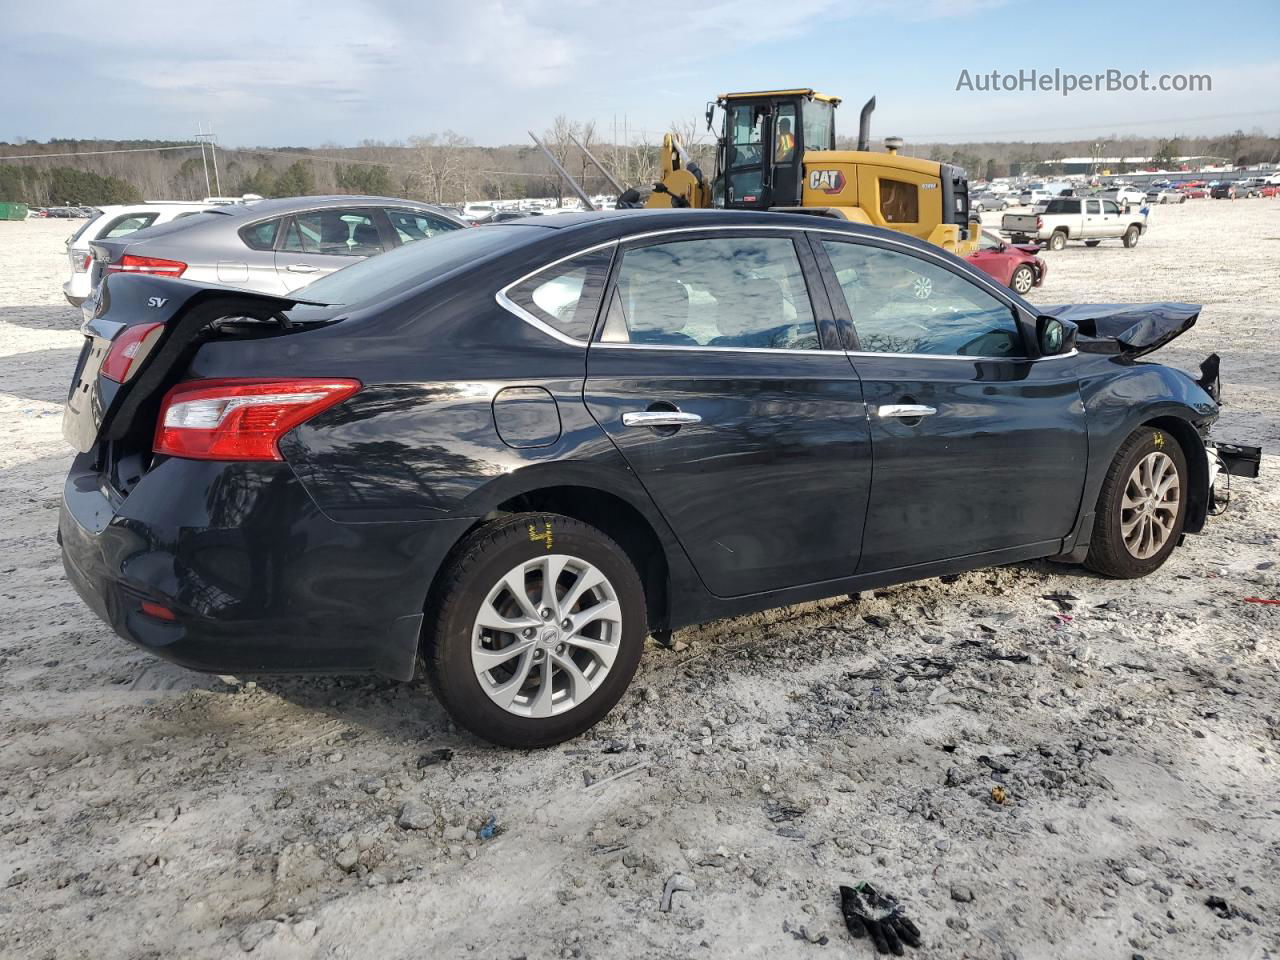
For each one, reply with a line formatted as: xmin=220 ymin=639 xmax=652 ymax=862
xmin=1000 ymin=197 xmax=1148 ymax=251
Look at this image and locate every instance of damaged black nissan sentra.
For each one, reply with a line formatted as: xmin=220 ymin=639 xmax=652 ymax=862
xmin=59 ymin=209 xmax=1261 ymax=747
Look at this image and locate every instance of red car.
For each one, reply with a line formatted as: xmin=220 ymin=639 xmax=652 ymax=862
xmin=966 ymin=231 xmax=1046 ymax=295
xmin=1181 ymin=186 xmax=1208 ymax=199
xmin=1260 ymin=184 xmax=1280 ymax=198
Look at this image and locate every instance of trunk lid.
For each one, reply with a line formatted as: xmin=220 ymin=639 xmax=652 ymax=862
xmin=63 ymin=274 xmax=329 ymax=457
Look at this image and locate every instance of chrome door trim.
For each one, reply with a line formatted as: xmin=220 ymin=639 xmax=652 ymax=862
xmin=875 ymin=404 xmax=938 ymax=419
xmin=594 ymin=342 xmax=849 ymax=356
xmin=621 ymin=410 xmax=703 ymax=428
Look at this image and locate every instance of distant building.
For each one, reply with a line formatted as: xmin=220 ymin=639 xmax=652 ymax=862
xmin=1046 ymin=156 xmax=1229 ymax=175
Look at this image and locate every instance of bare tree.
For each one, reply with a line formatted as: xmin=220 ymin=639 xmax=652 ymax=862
xmin=410 ymin=131 xmax=472 ymax=204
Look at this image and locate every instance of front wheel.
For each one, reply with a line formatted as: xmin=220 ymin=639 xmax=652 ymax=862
xmin=424 ymin=513 xmax=647 ymax=747
xmin=1085 ymin=427 xmax=1188 ymax=579
xmin=1010 ymin=264 xmax=1035 ymax=294
xmin=1122 ymin=225 xmax=1141 ymax=248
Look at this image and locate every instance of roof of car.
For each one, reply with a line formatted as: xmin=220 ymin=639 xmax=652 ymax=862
xmin=484 ymin=207 xmax=941 ymax=256
xmin=204 ymin=195 xmax=452 ymax=220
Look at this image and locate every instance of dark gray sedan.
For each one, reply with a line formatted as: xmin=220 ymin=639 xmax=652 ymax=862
xmin=88 ymin=195 xmax=467 ymax=296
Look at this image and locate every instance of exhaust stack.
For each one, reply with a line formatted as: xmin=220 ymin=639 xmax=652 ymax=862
xmin=856 ymin=96 xmax=876 ymax=151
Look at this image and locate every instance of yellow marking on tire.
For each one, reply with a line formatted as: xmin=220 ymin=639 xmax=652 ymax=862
xmin=528 ymin=521 xmax=553 ymax=551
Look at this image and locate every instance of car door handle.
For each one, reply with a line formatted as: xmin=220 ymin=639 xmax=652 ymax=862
xmin=876 ymin=404 xmax=938 ymax=419
xmin=286 ymin=264 xmax=318 ymax=273
xmin=622 ymin=410 xmax=702 ymax=428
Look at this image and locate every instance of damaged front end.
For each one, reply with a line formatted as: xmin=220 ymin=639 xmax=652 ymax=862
xmin=1044 ymin=301 xmax=1262 ymax=514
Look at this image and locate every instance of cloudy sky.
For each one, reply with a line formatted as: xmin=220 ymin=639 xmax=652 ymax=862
xmin=4 ymin=0 xmax=1278 ymax=147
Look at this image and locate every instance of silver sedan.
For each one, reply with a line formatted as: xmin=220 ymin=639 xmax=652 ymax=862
xmin=88 ymin=196 xmax=467 ymax=297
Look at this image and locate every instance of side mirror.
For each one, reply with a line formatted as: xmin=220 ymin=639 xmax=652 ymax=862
xmin=705 ymin=101 xmax=716 ymax=132
xmin=1036 ymin=315 xmax=1077 ymax=356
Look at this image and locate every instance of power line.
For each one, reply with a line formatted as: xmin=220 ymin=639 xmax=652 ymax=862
xmin=0 ymin=144 xmax=203 ymax=161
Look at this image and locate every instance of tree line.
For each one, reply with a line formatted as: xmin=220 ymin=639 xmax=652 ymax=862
xmin=2 ymin=120 xmax=1276 ymax=206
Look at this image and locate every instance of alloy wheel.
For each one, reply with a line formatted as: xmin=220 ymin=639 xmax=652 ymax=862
xmin=1120 ymin=451 xmax=1180 ymax=559
xmin=471 ymin=555 xmax=622 ymax=718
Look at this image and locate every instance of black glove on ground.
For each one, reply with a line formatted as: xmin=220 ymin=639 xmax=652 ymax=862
xmin=840 ymin=882 xmax=923 ymax=955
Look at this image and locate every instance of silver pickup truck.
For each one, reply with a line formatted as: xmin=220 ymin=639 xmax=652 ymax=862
xmin=1000 ymin=197 xmax=1149 ymax=251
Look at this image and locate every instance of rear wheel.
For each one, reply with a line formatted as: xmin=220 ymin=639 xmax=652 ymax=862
xmin=424 ymin=513 xmax=647 ymax=747
xmin=1048 ymin=230 xmax=1068 ymax=251
xmin=1010 ymin=264 xmax=1035 ymax=295
xmin=1085 ymin=427 xmax=1187 ymax=579
xmin=1122 ymin=225 xmax=1141 ymax=248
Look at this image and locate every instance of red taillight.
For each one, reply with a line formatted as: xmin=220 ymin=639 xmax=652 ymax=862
xmin=139 ymin=601 xmax=176 ymax=622
xmin=106 ymin=254 xmax=187 ymax=276
xmin=75 ymin=252 xmax=92 ymax=272
xmin=1036 ymin=216 xmax=1043 ymax=229
xmin=101 ymin=322 xmax=164 ymax=383
xmin=154 ymin=378 xmax=361 ymax=461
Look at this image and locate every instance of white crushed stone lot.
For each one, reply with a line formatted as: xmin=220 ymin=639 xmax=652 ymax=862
xmin=1 ymin=206 xmax=1278 ymax=960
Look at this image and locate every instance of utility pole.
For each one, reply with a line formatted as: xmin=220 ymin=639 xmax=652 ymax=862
xmin=195 ymin=125 xmax=221 ymax=196
xmin=196 ymin=122 xmax=212 ymax=196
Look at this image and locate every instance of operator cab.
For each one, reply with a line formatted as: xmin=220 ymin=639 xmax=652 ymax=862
xmin=711 ymin=89 xmax=839 ymax=210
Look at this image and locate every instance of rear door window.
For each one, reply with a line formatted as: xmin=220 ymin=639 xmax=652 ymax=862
xmin=601 ymin=235 xmax=819 ymax=350
xmin=100 ymin=213 xmax=159 ymax=239
xmin=387 ymin=209 xmax=463 ymax=245
xmin=282 ymin=209 xmax=384 ymax=256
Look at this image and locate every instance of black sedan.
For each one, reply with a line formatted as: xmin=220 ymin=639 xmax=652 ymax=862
xmin=58 ymin=209 xmax=1256 ymax=747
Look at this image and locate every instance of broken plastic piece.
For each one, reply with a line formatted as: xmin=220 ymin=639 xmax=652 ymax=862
xmin=660 ymin=873 xmax=695 ymax=912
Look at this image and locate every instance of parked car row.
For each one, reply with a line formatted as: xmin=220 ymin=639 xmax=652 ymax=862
xmin=59 ymin=207 xmax=1254 ymax=746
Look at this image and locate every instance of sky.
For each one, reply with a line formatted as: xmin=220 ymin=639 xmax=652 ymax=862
xmin=3 ymin=0 xmax=1279 ymax=148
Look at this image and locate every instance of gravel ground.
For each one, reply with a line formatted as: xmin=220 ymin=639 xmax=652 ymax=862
xmin=1 ymin=205 xmax=1277 ymax=960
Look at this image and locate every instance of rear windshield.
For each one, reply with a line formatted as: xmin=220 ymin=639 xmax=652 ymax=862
xmin=1044 ymin=199 xmax=1081 ymax=214
xmin=125 ymin=210 xmax=226 ymax=239
xmin=295 ymin=225 xmax=544 ymax=306
xmin=69 ymin=211 xmax=104 ymax=244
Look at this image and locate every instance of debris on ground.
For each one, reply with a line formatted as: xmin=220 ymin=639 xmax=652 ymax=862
xmin=841 ymin=882 xmax=923 ymax=955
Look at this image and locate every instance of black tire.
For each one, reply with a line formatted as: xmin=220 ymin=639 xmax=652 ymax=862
xmin=424 ymin=512 xmax=647 ymax=748
xmin=1084 ymin=239 xmax=1102 ymax=247
xmin=1085 ymin=427 xmax=1188 ymax=579
xmin=1048 ymin=230 xmax=1068 ymax=251
xmin=1122 ymin=225 xmax=1141 ymax=248
xmin=1010 ymin=264 xmax=1036 ymax=295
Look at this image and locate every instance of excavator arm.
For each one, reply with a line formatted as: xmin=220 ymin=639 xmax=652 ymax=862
xmin=641 ymin=134 xmax=713 ymax=209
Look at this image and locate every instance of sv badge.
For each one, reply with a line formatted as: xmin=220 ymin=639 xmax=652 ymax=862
xmin=147 ymin=297 xmax=169 ymax=308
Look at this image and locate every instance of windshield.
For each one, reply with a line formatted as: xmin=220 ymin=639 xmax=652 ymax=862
xmin=802 ymin=100 xmax=834 ymax=151
xmin=296 ymin=224 xmax=540 ymax=306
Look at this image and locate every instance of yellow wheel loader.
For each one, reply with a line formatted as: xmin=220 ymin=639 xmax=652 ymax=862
xmin=631 ymin=90 xmax=980 ymax=256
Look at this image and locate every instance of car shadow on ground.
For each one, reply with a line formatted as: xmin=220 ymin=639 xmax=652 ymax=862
xmin=246 ymin=673 xmax=463 ymax=746
xmin=0 ymin=304 xmax=80 ymax=331
xmin=0 ymin=347 xmax=83 ymax=403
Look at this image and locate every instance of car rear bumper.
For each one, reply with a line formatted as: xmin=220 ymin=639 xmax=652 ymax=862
xmin=59 ymin=453 xmax=474 ymax=680
xmin=63 ymin=271 xmax=90 ymax=305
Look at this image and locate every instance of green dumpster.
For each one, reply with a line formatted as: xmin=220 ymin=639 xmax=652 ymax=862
xmin=0 ymin=202 xmax=31 ymax=221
